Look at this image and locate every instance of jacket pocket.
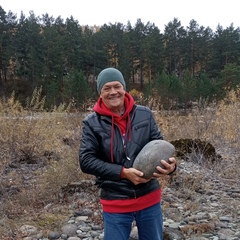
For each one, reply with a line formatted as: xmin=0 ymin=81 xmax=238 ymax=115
xmin=131 ymin=121 xmax=150 ymax=145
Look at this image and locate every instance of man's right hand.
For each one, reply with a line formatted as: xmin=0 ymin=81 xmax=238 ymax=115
xmin=122 ymin=167 xmax=151 ymax=185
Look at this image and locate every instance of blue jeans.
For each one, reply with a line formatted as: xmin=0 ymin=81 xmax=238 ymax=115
xmin=102 ymin=203 xmax=163 ymax=240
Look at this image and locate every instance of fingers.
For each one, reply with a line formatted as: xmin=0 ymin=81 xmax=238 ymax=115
xmin=134 ymin=169 xmax=144 ymax=177
xmin=154 ymin=157 xmax=176 ymax=176
xmin=168 ymin=157 xmax=177 ymax=164
xmin=123 ymin=168 xmax=150 ymax=185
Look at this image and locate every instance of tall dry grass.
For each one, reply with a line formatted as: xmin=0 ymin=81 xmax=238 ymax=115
xmin=0 ymin=89 xmax=85 ymax=237
xmin=158 ymin=89 xmax=240 ymax=152
xmin=0 ymin=87 xmax=239 ymax=238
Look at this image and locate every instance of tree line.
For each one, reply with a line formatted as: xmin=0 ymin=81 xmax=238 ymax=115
xmin=0 ymin=6 xmax=240 ymax=109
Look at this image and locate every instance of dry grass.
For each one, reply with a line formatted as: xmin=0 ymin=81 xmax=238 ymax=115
xmin=0 ymin=88 xmax=239 ymax=238
xmin=179 ymin=223 xmax=215 ymax=237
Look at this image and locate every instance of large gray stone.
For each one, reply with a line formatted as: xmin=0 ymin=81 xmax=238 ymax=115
xmin=133 ymin=140 xmax=175 ymax=179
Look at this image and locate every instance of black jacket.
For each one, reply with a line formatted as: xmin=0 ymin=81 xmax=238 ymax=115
xmin=79 ymin=105 xmax=163 ymax=200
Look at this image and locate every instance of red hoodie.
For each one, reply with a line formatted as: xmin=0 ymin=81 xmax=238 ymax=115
xmin=93 ymin=92 xmax=161 ymax=213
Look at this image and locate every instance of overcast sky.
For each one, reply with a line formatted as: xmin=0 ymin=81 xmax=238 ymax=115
xmin=1 ymin=0 xmax=239 ymax=32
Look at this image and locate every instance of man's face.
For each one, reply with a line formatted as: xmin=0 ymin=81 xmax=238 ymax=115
xmin=100 ymin=81 xmax=125 ymax=111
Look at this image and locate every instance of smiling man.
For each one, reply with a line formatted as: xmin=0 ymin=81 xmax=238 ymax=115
xmin=79 ymin=67 xmax=176 ymax=240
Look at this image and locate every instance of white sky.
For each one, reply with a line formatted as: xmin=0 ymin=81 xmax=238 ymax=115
xmin=1 ymin=0 xmax=239 ymax=32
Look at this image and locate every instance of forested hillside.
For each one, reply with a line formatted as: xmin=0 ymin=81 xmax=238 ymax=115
xmin=0 ymin=6 xmax=240 ymax=109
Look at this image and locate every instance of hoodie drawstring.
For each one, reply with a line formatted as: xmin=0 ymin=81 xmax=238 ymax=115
xmin=110 ymin=116 xmax=115 ymax=162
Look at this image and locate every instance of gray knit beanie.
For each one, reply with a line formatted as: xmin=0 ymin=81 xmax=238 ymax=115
xmin=97 ymin=67 xmax=126 ymax=94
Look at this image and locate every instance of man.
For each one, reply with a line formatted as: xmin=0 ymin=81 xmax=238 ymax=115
xmin=79 ymin=67 xmax=176 ymax=240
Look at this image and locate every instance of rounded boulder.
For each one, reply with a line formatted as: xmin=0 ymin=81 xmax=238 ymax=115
xmin=133 ymin=140 xmax=175 ymax=179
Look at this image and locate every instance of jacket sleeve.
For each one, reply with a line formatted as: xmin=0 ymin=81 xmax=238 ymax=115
xmin=79 ymin=118 xmax=123 ymax=180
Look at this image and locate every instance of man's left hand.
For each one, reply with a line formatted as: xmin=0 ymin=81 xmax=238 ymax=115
xmin=152 ymin=157 xmax=177 ymax=177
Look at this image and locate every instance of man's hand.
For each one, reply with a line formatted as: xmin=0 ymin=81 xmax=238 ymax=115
xmin=152 ymin=157 xmax=177 ymax=178
xmin=122 ymin=167 xmax=151 ymax=185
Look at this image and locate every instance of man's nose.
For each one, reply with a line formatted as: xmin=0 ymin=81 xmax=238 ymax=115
xmin=109 ymin=87 xmax=117 ymax=93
